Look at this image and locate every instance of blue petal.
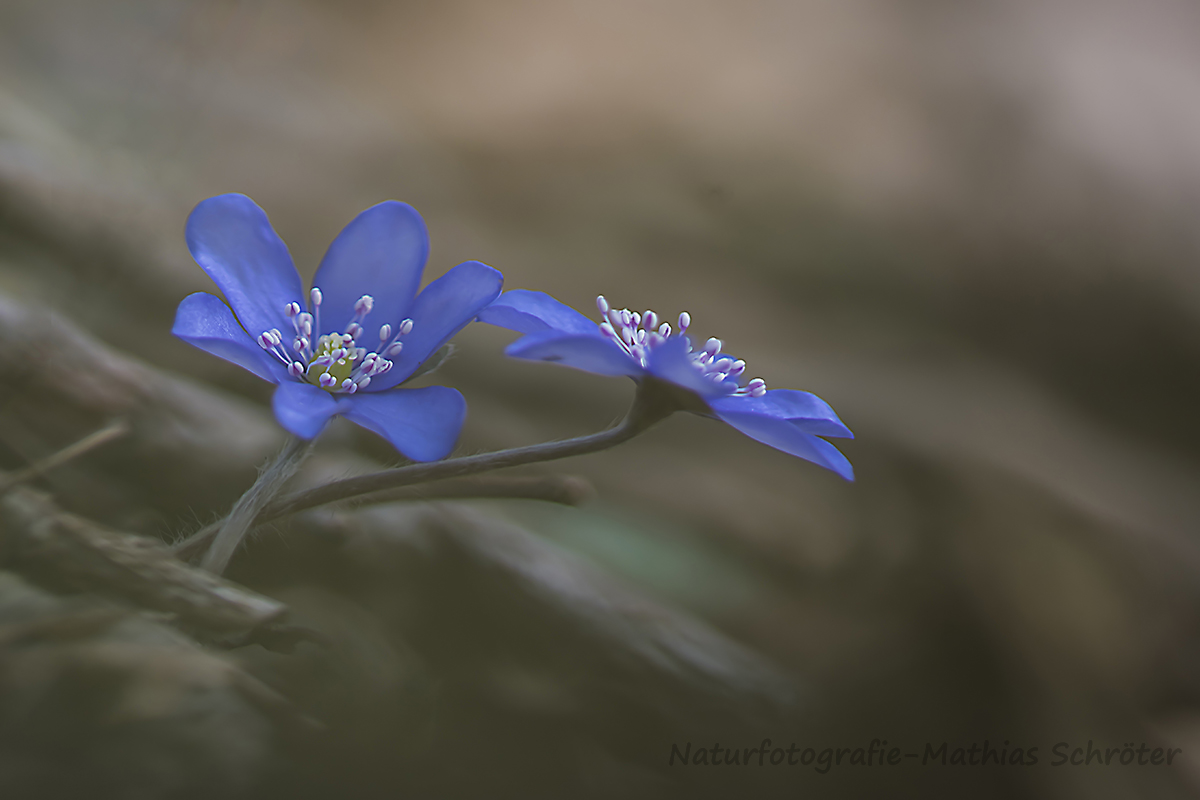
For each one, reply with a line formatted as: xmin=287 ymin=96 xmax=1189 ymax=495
xmin=172 ymin=292 xmax=287 ymax=383
xmin=185 ymin=194 xmax=304 ymax=341
xmin=708 ymin=389 xmax=853 ymax=439
xmin=505 ymin=331 xmax=642 ymax=377
xmin=340 ymin=386 xmax=466 ymax=461
xmin=311 ymin=201 xmax=429 ymax=338
xmin=645 ymin=336 xmax=738 ymax=399
xmin=712 ymin=409 xmax=855 ymax=480
xmin=272 ymin=382 xmax=341 ymax=440
xmin=369 ymin=261 xmax=504 ymax=390
xmin=476 ymin=290 xmax=599 ymax=336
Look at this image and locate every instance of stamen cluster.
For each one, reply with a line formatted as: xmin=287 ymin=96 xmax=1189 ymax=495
xmin=255 ymin=288 xmax=414 ymax=394
xmin=595 ymin=296 xmax=767 ymax=396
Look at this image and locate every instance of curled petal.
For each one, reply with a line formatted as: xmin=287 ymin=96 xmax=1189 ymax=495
xmin=708 ymin=389 xmax=853 ymax=439
xmin=370 ymin=261 xmax=504 ymax=390
xmin=477 ymin=289 xmax=599 ymax=336
xmin=645 ymin=336 xmax=738 ymax=399
xmin=505 ymin=331 xmax=643 ymax=377
xmin=185 ymin=194 xmax=304 ymax=340
xmin=713 ymin=409 xmax=854 ymax=480
xmin=172 ymin=292 xmax=287 ymax=383
xmin=312 ymin=201 xmax=429 ymax=337
xmin=271 ymin=381 xmax=341 ymax=440
xmin=340 ymin=386 xmax=466 ymax=461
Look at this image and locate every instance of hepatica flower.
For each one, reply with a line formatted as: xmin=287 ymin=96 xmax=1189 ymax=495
xmin=172 ymin=194 xmax=502 ymax=461
xmin=478 ymin=291 xmax=854 ymax=479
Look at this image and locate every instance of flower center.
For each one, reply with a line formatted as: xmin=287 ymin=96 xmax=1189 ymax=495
xmin=255 ymin=289 xmax=413 ymax=394
xmin=594 ymin=295 xmax=767 ymax=397
xmin=306 ymin=332 xmax=357 ymax=387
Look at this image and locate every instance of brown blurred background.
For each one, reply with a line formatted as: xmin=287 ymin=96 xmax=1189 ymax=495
xmin=2 ymin=0 xmax=1200 ymax=797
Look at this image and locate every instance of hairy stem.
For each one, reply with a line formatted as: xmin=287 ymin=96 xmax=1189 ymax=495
xmin=256 ymin=384 xmax=673 ymax=526
xmin=172 ymin=474 xmax=592 ymax=562
xmin=199 ymin=435 xmax=314 ymax=575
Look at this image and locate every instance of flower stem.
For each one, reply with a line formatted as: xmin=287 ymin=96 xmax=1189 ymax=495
xmin=199 ymin=435 xmax=315 ymax=575
xmin=254 ymin=382 xmax=675 ymax=528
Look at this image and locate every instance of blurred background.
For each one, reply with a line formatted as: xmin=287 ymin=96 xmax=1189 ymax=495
xmin=2 ymin=0 xmax=1200 ymax=797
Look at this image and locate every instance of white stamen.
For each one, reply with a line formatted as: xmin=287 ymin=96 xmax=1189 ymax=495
xmin=310 ymin=287 xmax=323 ymax=307
xmin=678 ymin=312 xmax=691 ymax=331
xmin=597 ymin=295 xmax=610 ymax=314
xmin=399 ymin=319 xmax=414 ymax=335
xmin=379 ymin=324 xmax=391 ymax=342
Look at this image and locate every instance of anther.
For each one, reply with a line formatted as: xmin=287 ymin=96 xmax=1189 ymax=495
xmin=310 ymin=287 xmax=323 ymax=307
xmin=354 ymin=295 xmax=374 ymax=315
xmin=658 ymin=323 xmax=671 ymax=337
xmin=346 ymin=322 xmax=363 ymax=339
xmin=703 ymin=337 xmax=722 ymax=356
xmin=285 ymin=302 xmax=302 ymax=317
xmin=597 ymin=295 xmax=610 ymax=314
xmin=643 ymin=310 xmax=658 ymax=330
xmin=678 ymin=312 xmax=691 ymax=331
xmin=379 ymin=324 xmax=391 ymax=342
xmin=257 ymin=332 xmax=274 ymax=350
xmin=399 ymin=319 xmax=414 ymax=335
xmin=288 ymin=362 xmax=305 ymax=378
xmin=356 ymin=376 xmax=371 ymax=390
xmin=318 ymin=372 xmax=336 ymax=388
xmin=340 ymin=378 xmax=353 ymax=390
xmin=384 ymin=342 xmax=404 ymax=357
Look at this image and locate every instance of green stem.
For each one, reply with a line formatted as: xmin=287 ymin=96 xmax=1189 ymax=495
xmin=199 ymin=435 xmax=315 ymax=575
xmin=253 ymin=382 xmax=674 ymax=527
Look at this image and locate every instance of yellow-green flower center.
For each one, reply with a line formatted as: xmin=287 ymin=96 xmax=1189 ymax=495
xmin=307 ymin=332 xmax=357 ymax=390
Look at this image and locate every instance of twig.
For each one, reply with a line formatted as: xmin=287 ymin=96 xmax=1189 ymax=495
xmin=0 ymin=419 xmax=130 ymax=495
xmin=353 ymin=474 xmax=596 ymax=508
xmin=0 ymin=483 xmax=286 ymax=633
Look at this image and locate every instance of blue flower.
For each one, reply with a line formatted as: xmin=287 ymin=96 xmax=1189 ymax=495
xmin=172 ymin=194 xmax=502 ymax=461
xmin=477 ymin=290 xmax=854 ymax=480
